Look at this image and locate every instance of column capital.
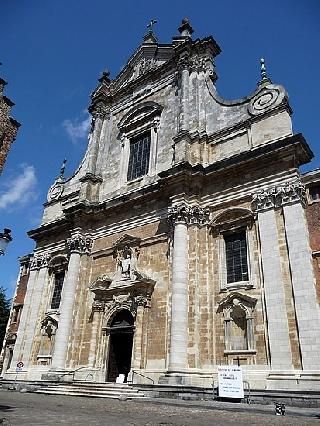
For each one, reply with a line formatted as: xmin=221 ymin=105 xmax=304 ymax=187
xmin=67 ymin=231 xmax=93 ymax=255
xmin=177 ymin=53 xmax=192 ymax=72
xmin=30 ymin=252 xmax=51 ymax=270
xmin=251 ymin=180 xmax=306 ymax=213
xmin=135 ymin=295 xmax=151 ymax=309
xmin=90 ymin=104 xmax=111 ymax=120
xmin=168 ymin=203 xmax=210 ymax=226
xmin=92 ymin=300 xmax=105 ymax=313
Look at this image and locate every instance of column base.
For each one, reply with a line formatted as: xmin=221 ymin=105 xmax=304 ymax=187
xmin=158 ymin=371 xmax=191 ymax=385
xmin=267 ymin=370 xmax=320 ymax=391
xmin=42 ymin=368 xmax=75 ymax=382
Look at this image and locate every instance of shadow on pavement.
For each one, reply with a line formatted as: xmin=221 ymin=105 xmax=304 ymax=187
xmin=0 ymin=405 xmax=14 ymax=412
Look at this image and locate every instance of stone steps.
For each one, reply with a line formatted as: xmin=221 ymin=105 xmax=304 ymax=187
xmin=35 ymin=382 xmax=145 ymax=399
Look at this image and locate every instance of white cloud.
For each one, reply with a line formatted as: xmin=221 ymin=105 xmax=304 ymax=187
xmin=0 ymin=165 xmax=38 ymax=210
xmin=63 ymin=113 xmax=91 ymax=144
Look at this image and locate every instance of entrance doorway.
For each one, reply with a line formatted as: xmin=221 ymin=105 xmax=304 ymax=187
xmin=106 ymin=310 xmax=134 ymax=383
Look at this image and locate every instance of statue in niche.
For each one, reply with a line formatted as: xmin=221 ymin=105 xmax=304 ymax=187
xmin=114 ymin=243 xmax=141 ymax=281
xmin=117 ymin=245 xmax=133 ymax=280
xmin=38 ymin=317 xmax=58 ymax=363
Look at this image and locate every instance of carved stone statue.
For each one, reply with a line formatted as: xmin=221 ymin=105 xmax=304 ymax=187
xmin=120 ymin=253 xmax=131 ymax=278
xmin=116 ymin=245 xmax=133 ymax=279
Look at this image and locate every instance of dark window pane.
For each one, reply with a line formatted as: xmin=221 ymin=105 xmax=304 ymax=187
xmin=310 ymin=186 xmax=320 ymax=201
xmin=224 ymin=231 xmax=248 ymax=284
xmin=127 ymin=132 xmax=151 ymax=181
xmin=51 ymin=272 xmax=65 ymax=309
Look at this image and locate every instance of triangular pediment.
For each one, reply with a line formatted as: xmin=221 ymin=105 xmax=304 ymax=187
xmin=89 ymin=269 xmax=155 ymax=300
xmin=218 ymin=292 xmax=257 ymax=311
xmin=89 ymin=274 xmax=113 ymax=296
xmin=111 ymin=43 xmax=174 ymax=92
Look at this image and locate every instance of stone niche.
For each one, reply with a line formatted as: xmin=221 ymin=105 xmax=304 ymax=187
xmin=89 ymin=234 xmax=156 ymax=322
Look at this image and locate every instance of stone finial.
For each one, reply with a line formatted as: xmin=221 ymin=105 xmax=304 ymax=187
xmin=178 ymin=18 xmax=194 ymax=38
xmin=143 ymin=19 xmax=158 ymax=44
xmin=98 ymin=69 xmax=111 ymax=85
xmin=258 ymin=58 xmax=272 ymax=86
xmin=59 ymin=158 xmax=67 ymax=179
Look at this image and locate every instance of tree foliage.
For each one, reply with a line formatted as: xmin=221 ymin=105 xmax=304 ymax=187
xmin=0 ymin=287 xmax=11 ymax=349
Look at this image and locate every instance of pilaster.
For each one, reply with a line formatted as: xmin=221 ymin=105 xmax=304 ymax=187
xmin=281 ymin=185 xmax=320 ymax=370
xmin=131 ymin=296 xmax=150 ymax=371
xmin=88 ymin=300 xmax=105 ymax=367
xmin=254 ymin=207 xmax=293 ymax=369
xmin=253 ymin=179 xmax=320 ymax=372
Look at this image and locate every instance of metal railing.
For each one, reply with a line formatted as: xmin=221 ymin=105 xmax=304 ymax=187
xmin=131 ymin=370 xmax=154 ymax=384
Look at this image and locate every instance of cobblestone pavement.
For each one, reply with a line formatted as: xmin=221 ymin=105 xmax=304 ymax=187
xmin=0 ymin=390 xmax=319 ymax=425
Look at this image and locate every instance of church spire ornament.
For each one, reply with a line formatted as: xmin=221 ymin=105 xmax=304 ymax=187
xmin=59 ymin=158 xmax=67 ymax=180
xmin=178 ymin=18 xmax=194 ymax=38
xmin=143 ymin=19 xmax=158 ymax=44
xmin=258 ymin=58 xmax=272 ymax=86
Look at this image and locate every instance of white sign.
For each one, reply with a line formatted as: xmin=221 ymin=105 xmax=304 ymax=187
xmin=218 ymin=365 xmax=244 ymax=399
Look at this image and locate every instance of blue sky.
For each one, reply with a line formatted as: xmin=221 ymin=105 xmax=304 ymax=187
xmin=1 ymin=0 xmax=319 ymax=297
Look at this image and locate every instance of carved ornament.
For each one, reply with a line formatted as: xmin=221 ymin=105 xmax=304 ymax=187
xmin=248 ymin=85 xmax=287 ymax=116
xmin=30 ymin=253 xmax=51 ymax=270
xmin=41 ymin=315 xmax=58 ymax=337
xmin=251 ymin=180 xmax=306 ymax=212
xmin=47 ymin=181 xmax=64 ymax=202
xmin=168 ymin=204 xmax=210 ymax=226
xmin=67 ymin=231 xmax=93 ymax=255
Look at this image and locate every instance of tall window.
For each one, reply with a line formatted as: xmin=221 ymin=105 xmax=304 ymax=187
xmin=50 ymin=272 xmax=65 ymax=309
xmin=127 ymin=132 xmax=151 ymax=181
xmin=224 ymin=231 xmax=248 ymax=283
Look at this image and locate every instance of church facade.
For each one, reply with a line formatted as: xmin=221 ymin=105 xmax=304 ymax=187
xmin=2 ymin=20 xmax=320 ymax=391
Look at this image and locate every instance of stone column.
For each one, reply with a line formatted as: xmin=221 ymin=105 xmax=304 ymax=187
xmin=256 ymin=208 xmax=293 ymax=369
xmin=51 ymin=230 xmax=92 ymax=370
xmin=88 ymin=300 xmax=105 ymax=367
xmin=281 ymin=182 xmax=320 ymax=370
xmin=167 ymin=204 xmax=210 ymax=373
xmin=11 ymin=253 xmax=50 ymax=369
xmin=168 ymin=207 xmax=188 ymax=372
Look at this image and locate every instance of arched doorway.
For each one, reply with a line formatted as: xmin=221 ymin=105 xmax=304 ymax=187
xmin=106 ymin=310 xmax=134 ymax=383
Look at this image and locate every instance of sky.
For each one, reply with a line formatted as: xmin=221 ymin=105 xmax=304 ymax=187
xmin=0 ymin=0 xmax=319 ymax=298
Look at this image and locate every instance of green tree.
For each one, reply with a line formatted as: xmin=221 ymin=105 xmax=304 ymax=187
xmin=0 ymin=287 xmax=10 ymax=349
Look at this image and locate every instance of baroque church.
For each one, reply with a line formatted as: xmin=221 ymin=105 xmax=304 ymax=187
xmin=2 ymin=19 xmax=320 ymax=393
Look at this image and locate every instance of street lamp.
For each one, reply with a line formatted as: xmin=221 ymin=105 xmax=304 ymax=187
xmin=0 ymin=229 xmax=12 ymax=256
